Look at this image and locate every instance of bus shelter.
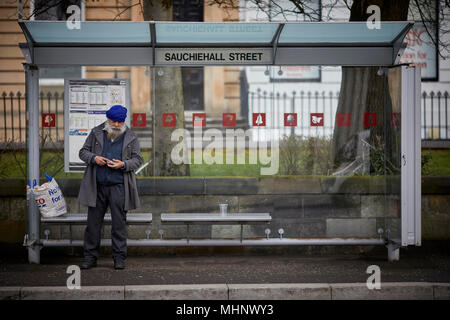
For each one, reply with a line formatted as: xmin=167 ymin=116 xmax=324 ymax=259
xmin=18 ymin=19 xmax=421 ymax=264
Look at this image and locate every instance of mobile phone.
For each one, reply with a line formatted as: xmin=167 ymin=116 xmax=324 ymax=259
xmin=107 ymin=159 xmax=115 ymax=165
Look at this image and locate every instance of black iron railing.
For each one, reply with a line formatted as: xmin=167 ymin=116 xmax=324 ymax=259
xmin=1 ymin=89 xmax=449 ymax=145
xmin=248 ymin=89 xmax=450 ymax=141
xmin=1 ymin=91 xmax=64 ymax=145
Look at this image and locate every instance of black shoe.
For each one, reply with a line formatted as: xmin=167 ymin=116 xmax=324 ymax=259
xmin=80 ymin=259 xmax=97 ymax=269
xmin=114 ymin=259 xmax=125 ymax=270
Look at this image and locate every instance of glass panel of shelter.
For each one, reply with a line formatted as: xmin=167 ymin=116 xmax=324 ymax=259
xmin=32 ymin=62 xmax=402 ymax=242
xmin=152 ymin=64 xmax=402 ymax=240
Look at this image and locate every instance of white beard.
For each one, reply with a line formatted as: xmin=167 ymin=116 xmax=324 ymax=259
xmin=104 ymin=121 xmax=126 ymax=140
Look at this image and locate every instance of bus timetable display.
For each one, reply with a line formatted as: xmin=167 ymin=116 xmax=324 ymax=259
xmin=64 ymin=79 xmax=130 ymax=172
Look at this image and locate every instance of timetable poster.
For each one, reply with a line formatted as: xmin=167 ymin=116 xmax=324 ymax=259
xmin=64 ymin=79 xmax=130 ymax=172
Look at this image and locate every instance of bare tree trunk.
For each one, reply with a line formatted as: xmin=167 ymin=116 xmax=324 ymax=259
xmin=143 ymin=0 xmax=189 ymax=176
xmin=332 ymin=0 xmax=410 ymax=173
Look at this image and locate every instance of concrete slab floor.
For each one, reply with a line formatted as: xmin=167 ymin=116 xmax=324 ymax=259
xmin=0 ymin=241 xmax=449 ymax=287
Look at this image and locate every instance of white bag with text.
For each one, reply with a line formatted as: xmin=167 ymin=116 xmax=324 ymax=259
xmin=33 ymin=176 xmax=67 ymax=218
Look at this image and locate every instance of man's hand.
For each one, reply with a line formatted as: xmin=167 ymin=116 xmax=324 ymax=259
xmin=107 ymin=159 xmax=125 ymax=169
xmin=94 ymin=156 xmax=109 ymax=166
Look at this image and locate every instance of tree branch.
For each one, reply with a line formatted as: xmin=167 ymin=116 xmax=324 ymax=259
xmin=113 ymin=1 xmax=142 ymax=21
xmin=413 ymin=0 xmax=448 ymax=58
xmin=27 ymin=0 xmax=68 ymax=20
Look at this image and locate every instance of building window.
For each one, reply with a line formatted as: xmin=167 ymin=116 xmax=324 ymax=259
xmin=31 ymin=0 xmax=85 ymax=82
xmin=33 ymin=0 xmax=82 ymax=21
xmin=173 ymin=0 xmax=205 ymax=111
xmin=242 ymin=0 xmax=322 ymax=22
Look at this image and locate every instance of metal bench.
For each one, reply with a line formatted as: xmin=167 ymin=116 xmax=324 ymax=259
xmin=41 ymin=213 xmax=153 ymax=225
xmin=39 ymin=213 xmax=153 ymax=245
xmin=160 ymin=213 xmax=271 ymax=243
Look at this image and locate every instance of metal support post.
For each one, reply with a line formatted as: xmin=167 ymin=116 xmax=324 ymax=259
xmin=24 ymin=63 xmax=41 ymax=264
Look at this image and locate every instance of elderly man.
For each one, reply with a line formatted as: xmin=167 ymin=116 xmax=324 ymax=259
xmin=78 ymin=105 xmax=143 ymax=270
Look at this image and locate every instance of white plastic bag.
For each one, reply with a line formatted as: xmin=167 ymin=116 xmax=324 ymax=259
xmin=33 ymin=178 xmax=67 ymax=218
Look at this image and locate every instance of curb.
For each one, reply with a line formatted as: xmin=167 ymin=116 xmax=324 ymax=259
xmin=0 ymin=283 xmax=449 ymax=300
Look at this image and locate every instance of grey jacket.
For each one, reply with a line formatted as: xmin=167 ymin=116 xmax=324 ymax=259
xmin=77 ymin=122 xmax=143 ymax=210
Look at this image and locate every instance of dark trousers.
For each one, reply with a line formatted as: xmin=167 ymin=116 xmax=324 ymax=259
xmin=83 ymin=184 xmax=127 ymax=261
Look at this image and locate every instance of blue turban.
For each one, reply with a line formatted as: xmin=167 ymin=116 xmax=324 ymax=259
xmin=106 ymin=105 xmax=127 ymax=122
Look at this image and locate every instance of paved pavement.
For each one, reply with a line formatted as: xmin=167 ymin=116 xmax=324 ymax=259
xmin=0 ymin=241 xmax=449 ymax=300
